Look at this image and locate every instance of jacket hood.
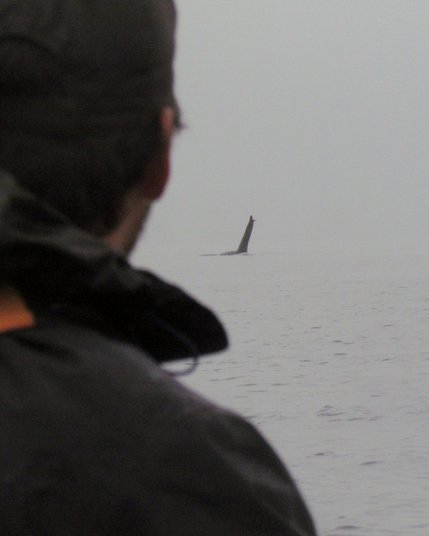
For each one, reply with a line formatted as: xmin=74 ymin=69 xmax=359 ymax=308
xmin=0 ymin=172 xmax=228 ymax=362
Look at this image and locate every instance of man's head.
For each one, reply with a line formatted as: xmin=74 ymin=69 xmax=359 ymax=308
xmin=0 ymin=0 xmax=179 ymax=251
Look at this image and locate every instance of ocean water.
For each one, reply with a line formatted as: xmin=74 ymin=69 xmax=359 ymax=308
xmin=140 ymin=251 xmax=429 ymax=536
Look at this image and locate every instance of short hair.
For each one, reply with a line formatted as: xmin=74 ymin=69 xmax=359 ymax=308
xmin=0 ymin=1 xmax=179 ymax=235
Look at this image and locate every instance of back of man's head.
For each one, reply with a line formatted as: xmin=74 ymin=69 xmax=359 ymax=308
xmin=0 ymin=0 xmax=178 ymax=234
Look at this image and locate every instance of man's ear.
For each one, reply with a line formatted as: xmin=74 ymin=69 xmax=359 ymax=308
xmin=140 ymin=106 xmax=175 ymax=200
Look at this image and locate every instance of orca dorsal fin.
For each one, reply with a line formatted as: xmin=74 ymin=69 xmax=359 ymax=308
xmin=236 ymin=215 xmax=255 ymax=253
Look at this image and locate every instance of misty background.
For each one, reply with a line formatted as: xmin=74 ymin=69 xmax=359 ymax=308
xmin=131 ymin=4 xmax=429 ymax=533
xmin=134 ymin=0 xmax=429 ymax=263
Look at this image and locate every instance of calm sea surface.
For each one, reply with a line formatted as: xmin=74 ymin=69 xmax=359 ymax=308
xmin=140 ymin=251 xmax=429 ymax=536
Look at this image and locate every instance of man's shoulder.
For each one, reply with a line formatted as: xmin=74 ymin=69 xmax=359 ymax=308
xmin=0 ymin=308 xmax=227 ymax=468
xmin=0 ymin=312 xmax=317 ymax=535
xmin=1 ymin=308 xmax=271 ymax=460
xmin=0 ymin=308 xmax=224 ymax=422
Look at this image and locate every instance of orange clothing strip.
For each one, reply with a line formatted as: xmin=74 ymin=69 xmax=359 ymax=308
xmin=0 ymin=286 xmax=35 ymax=334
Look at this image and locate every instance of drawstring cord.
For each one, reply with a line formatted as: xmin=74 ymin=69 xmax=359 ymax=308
xmin=147 ymin=313 xmax=200 ymax=376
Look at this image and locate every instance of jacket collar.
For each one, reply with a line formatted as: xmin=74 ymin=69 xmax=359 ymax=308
xmin=0 ymin=172 xmax=228 ymax=362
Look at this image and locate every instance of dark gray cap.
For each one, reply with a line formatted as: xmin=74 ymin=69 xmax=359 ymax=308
xmin=0 ymin=0 xmax=177 ymax=134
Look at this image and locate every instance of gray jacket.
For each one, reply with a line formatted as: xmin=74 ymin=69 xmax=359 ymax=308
xmin=0 ymin=174 xmax=316 ymax=535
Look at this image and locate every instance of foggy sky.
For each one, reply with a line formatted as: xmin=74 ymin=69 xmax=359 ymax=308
xmin=134 ymin=1 xmax=429 ymax=263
